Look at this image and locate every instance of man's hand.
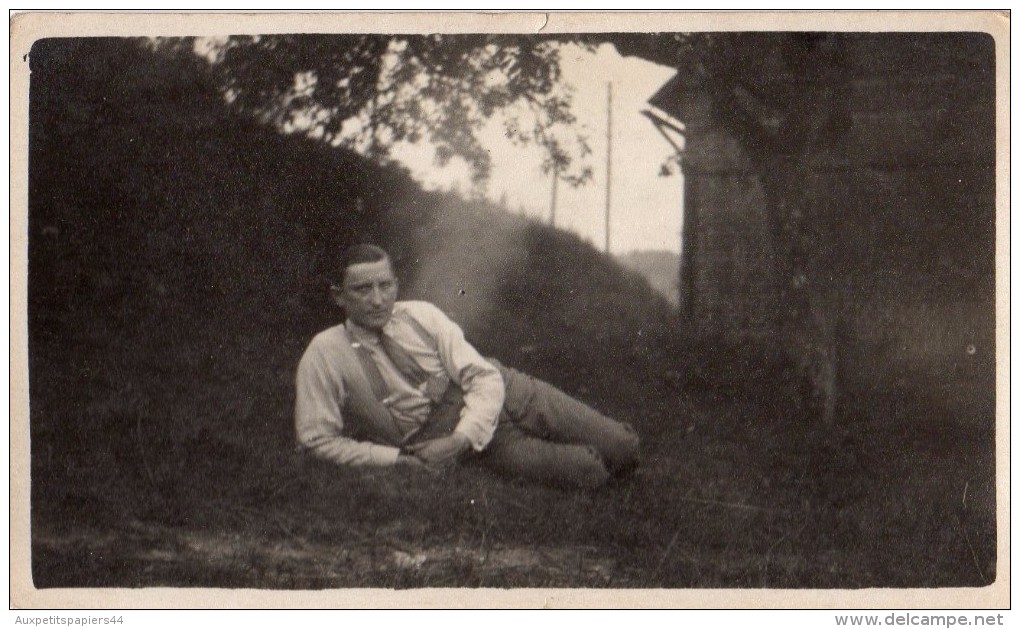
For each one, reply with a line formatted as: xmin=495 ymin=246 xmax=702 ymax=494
xmin=404 ymin=433 xmax=472 ymax=466
xmin=395 ymin=453 xmax=432 ymax=472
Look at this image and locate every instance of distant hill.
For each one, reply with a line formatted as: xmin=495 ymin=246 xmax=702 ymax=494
xmin=616 ymin=250 xmax=681 ymax=306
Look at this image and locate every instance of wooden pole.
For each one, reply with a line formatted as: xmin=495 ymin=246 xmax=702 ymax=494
xmin=550 ymin=167 xmax=558 ymax=227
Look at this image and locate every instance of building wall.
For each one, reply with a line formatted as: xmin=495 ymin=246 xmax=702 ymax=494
xmin=681 ymin=167 xmax=777 ymax=336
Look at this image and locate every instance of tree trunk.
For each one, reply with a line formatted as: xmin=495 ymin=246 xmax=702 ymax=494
xmin=758 ymin=154 xmax=841 ymax=424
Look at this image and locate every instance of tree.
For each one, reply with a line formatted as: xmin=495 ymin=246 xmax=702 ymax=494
xmin=195 ymin=34 xmax=593 ymax=189
xmin=611 ymin=32 xmax=854 ymax=423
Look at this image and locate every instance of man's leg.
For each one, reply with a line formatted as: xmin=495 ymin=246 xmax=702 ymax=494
xmin=413 ymin=386 xmax=610 ymax=486
xmin=493 ymin=362 xmax=640 ymax=477
xmin=475 ymin=421 xmax=612 ymax=488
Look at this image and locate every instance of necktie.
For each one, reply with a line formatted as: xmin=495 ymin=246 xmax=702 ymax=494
xmin=379 ymin=331 xmax=431 ymax=388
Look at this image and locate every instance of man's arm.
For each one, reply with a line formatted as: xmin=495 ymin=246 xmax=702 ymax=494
xmin=294 ymin=340 xmax=402 ymax=467
xmin=408 ymin=302 xmax=505 ymax=453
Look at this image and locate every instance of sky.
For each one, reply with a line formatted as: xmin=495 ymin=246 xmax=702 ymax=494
xmin=392 ymin=44 xmax=684 ymax=255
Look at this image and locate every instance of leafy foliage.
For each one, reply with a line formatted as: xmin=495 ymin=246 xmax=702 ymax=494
xmin=202 ymin=34 xmax=593 ymax=186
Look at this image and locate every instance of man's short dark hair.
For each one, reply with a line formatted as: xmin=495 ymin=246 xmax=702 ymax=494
xmin=331 ymin=243 xmax=391 ymax=287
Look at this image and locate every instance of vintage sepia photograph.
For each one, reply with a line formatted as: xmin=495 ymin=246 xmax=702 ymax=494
xmin=9 ymin=11 xmax=1008 ymax=608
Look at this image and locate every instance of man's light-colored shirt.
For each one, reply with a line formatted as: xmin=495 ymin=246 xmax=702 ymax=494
xmin=295 ymin=301 xmax=505 ymax=466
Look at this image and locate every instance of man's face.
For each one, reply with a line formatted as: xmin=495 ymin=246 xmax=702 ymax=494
xmin=334 ymin=258 xmax=398 ymax=331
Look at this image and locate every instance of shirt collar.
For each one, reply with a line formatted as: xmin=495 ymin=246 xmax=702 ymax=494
xmin=346 ymin=317 xmax=394 ymax=345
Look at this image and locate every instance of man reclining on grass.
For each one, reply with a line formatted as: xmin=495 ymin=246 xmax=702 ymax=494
xmin=294 ymin=243 xmax=640 ymax=488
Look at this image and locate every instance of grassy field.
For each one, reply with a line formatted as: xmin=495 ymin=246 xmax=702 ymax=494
xmin=29 ymin=346 xmax=996 ymax=589
xmin=26 ymin=38 xmax=997 ymax=590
